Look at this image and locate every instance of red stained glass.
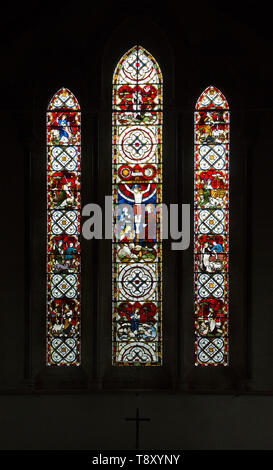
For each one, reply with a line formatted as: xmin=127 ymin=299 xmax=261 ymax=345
xmin=194 ymin=86 xmax=229 ymax=366
xmin=112 ymin=46 xmax=163 ymax=365
xmin=47 ymin=88 xmax=81 ymax=366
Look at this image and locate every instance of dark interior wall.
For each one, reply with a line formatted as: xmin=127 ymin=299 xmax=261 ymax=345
xmin=0 ymin=0 xmax=272 ymax=450
xmin=249 ymin=109 xmax=272 ymax=391
xmin=0 ymin=394 xmax=272 ymax=450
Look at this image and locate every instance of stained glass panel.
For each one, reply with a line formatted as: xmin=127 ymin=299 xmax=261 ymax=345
xmin=112 ymin=46 xmax=162 ymax=365
xmin=47 ymin=88 xmax=81 ymax=366
xmin=194 ymin=86 xmax=229 ymax=366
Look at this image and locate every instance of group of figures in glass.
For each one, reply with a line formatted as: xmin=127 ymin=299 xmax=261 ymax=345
xmin=112 ymin=46 xmax=163 ymax=365
xmin=46 ymin=46 xmax=229 ymax=367
xmin=194 ymin=87 xmax=229 ymax=365
xmin=47 ymin=90 xmax=81 ymax=365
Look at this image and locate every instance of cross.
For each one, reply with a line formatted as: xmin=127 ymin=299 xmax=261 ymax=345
xmin=125 ymin=407 xmax=151 ymax=450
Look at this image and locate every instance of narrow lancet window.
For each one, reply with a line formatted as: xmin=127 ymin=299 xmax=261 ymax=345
xmin=47 ymin=88 xmax=81 ymax=366
xmin=194 ymin=86 xmax=229 ymax=366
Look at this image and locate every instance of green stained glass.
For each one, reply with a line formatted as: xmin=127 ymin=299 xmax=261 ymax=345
xmin=194 ymin=86 xmax=229 ymax=366
xmin=47 ymin=88 xmax=81 ymax=366
xmin=112 ymin=46 xmax=163 ymax=365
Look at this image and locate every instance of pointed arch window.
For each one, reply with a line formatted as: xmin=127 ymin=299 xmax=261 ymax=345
xmin=112 ymin=45 xmax=163 ymax=365
xmin=47 ymin=88 xmax=81 ymax=366
xmin=194 ymin=86 xmax=229 ymax=366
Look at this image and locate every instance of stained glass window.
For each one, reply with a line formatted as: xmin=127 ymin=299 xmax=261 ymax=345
xmin=194 ymin=86 xmax=229 ymax=366
xmin=47 ymin=88 xmax=81 ymax=366
xmin=112 ymin=45 xmax=163 ymax=365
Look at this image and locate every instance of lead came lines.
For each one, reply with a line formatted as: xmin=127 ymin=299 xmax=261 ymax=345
xmin=194 ymin=86 xmax=229 ymax=366
xmin=47 ymin=88 xmax=81 ymax=366
xmin=112 ymin=46 xmax=163 ymax=365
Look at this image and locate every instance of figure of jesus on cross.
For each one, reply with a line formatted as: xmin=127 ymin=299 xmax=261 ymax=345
xmin=124 ymin=183 xmax=151 ymax=241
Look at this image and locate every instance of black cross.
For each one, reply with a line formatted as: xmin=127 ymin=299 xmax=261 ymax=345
xmin=125 ymin=407 xmax=151 ymax=450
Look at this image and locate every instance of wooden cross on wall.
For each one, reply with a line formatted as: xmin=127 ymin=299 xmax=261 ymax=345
xmin=125 ymin=407 xmax=151 ymax=450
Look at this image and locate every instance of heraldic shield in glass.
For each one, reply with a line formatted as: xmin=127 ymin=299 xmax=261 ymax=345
xmin=194 ymin=86 xmax=229 ymax=366
xmin=112 ymin=46 xmax=163 ymax=365
xmin=47 ymin=88 xmax=81 ymax=366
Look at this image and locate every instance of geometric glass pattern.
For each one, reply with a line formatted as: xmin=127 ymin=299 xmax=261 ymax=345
xmin=112 ymin=45 xmax=162 ymax=365
xmin=47 ymin=88 xmax=81 ymax=366
xmin=194 ymin=86 xmax=229 ymax=366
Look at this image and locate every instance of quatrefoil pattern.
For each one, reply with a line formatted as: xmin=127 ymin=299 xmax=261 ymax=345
xmin=47 ymin=88 xmax=81 ymax=366
xmin=194 ymin=86 xmax=230 ymax=366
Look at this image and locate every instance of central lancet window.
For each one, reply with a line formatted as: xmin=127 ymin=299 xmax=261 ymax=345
xmin=112 ymin=45 xmax=163 ymax=365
